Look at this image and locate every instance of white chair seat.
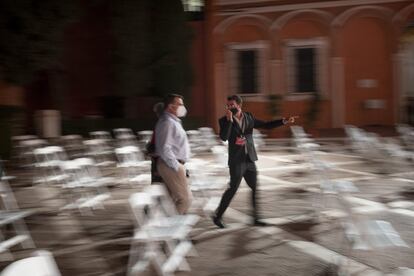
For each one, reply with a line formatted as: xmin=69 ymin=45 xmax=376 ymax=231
xmin=129 ymin=174 xmax=151 ymax=183
xmin=134 ymin=224 xmax=192 ymax=241
xmin=0 ymin=234 xmax=31 ymax=253
xmin=1 ymin=251 xmax=61 ymax=276
xmin=344 ymin=220 xmax=409 ymax=250
xmin=148 ymin=214 xmax=199 ymax=228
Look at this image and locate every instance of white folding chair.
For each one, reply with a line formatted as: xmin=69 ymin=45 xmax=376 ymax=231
xmin=83 ymin=139 xmax=115 ymax=167
xmin=210 ymin=145 xmax=228 ymax=169
xmin=144 ymin=184 xmax=199 ymax=227
xmin=344 ymin=125 xmax=385 ymax=161
xmin=253 ymin=129 xmax=266 ymax=152
xmin=137 ymin=130 xmax=154 ymax=150
xmin=186 ymin=130 xmax=202 ymax=153
xmin=321 ymin=172 xmax=409 ymax=275
xmin=89 ymin=130 xmax=112 ymax=141
xmin=396 ymin=124 xmax=414 ymax=149
xmin=61 ymin=135 xmax=85 ymax=159
xmin=33 ymin=146 xmax=68 ymax=185
xmin=11 ymin=135 xmax=38 ymax=143
xmin=1 ymin=250 xmax=61 ymax=276
xmin=383 ymin=138 xmax=414 ymax=164
xmin=115 ymin=134 xmax=139 ymax=148
xmin=185 ymin=158 xmax=226 ymax=214
xmin=115 ymin=146 xmax=150 ymax=185
xmin=198 ymin=127 xmax=220 ymax=147
xmin=128 ymin=192 xmax=195 ymax=276
xmin=0 ymin=168 xmax=35 ymax=261
xmin=113 ymin=128 xmax=134 ymax=139
xmin=59 ymin=158 xmax=111 ymax=214
xmin=18 ymin=139 xmax=48 ymax=168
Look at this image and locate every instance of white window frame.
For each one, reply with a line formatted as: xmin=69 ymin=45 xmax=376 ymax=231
xmin=226 ymin=41 xmax=269 ymax=100
xmin=284 ymin=37 xmax=329 ymax=100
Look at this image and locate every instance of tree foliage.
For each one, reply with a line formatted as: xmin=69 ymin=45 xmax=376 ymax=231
xmin=110 ymin=0 xmax=193 ymax=98
xmin=0 ymin=0 xmax=79 ymax=85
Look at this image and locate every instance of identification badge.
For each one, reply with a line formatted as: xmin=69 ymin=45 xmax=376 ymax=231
xmin=235 ymin=136 xmax=246 ymax=146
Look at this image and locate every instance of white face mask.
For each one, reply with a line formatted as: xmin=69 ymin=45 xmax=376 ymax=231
xmin=176 ymin=105 xmax=187 ymax=117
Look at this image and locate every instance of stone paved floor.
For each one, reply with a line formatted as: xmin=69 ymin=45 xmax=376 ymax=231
xmin=1 ymin=139 xmax=414 ymax=276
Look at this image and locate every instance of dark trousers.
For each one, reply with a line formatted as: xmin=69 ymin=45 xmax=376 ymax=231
xmin=215 ymin=156 xmax=258 ymax=219
xmin=150 ymin=157 xmax=163 ymax=184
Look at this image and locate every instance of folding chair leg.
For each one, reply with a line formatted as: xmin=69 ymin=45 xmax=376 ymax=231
xmin=13 ymin=221 xmax=35 ymax=249
xmin=148 ymin=246 xmax=167 ymax=276
xmin=177 ymin=258 xmax=191 ymax=272
xmin=127 ymin=243 xmax=141 ymax=276
xmin=0 ymin=230 xmax=14 ymax=262
xmin=187 ymin=244 xmax=198 ymax=257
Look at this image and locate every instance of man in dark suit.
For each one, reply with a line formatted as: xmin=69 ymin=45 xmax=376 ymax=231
xmin=212 ymin=95 xmax=296 ymax=228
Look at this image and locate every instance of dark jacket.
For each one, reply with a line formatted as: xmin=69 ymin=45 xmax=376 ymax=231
xmin=219 ymin=112 xmax=284 ymax=165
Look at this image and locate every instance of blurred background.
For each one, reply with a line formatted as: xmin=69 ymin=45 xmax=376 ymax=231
xmin=0 ymin=0 xmax=414 ymax=158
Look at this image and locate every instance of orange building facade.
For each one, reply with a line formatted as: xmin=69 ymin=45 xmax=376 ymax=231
xmin=203 ymin=0 xmax=414 ymax=135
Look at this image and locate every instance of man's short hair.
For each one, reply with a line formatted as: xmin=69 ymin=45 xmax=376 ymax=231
xmin=153 ymin=102 xmax=164 ymax=117
xmin=227 ymin=95 xmax=242 ymax=105
xmin=164 ymin=94 xmax=184 ymax=109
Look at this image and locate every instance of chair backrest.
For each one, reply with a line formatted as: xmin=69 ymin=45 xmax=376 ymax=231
xmin=137 ymin=130 xmax=153 ymax=144
xmin=12 ymin=135 xmax=38 ymax=143
xmin=113 ymin=128 xmax=133 ymax=138
xmin=1 ymin=250 xmax=61 ymax=276
xmin=186 ymin=130 xmax=201 ymax=141
xmin=129 ymin=192 xmax=153 ymax=228
xmin=290 ymin=125 xmax=306 ymax=138
xmin=61 ymin=134 xmax=82 ymax=142
xmin=144 ymin=184 xmax=177 ymax=217
xmin=115 ymin=146 xmax=144 ymax=164
xmin=20 ymin=139 xmax=47 ymax=149
xmin=72 ymin=158 xmax=102 ymax=181
xmin=89 ymin=131 xmax=112 ymax=140
xmin=115 ymin=134 xmax=138 ymax=147
xmin=83 ymin=139 xmax=111 ymax=154
xmin=0 ymin=171 xmax=20 ymax=211
xmin=396 ymin=124 xmax=414 ymax=147
xmin=61 ymin=135 xmax=83 ymax=147
xmin=33 ymin=146 xmax=67 ymax=165
xmin=253 ymin=129 xmax=265 ymax=149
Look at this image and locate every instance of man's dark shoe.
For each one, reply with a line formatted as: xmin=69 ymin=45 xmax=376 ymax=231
xmin=212 ymin=215 xmax=226 ymax=229
xmin=253 ymin=219 xmax=269 ymax=227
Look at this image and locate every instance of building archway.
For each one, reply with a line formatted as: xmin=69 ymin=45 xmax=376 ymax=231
xmin=332 ymin=6 xmax=395 ymax=127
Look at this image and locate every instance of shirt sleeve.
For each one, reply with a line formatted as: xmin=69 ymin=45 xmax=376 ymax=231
xmin=251 ymin=113 xmax=285 ymax=129
xmin=155 ymin=120 xmax=180 ymax=172
xmin=219 ymin=117 xmax=232 ymax=141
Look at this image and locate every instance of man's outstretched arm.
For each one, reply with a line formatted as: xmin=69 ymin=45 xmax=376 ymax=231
xmin=253 ymin=115 xmax=298 ymax=129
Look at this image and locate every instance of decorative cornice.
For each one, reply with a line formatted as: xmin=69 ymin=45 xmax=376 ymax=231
xmin=332 ymin=5 xmax=394 ymax=27
xmin=271 ymin=9 xmax=333 ymax=30
xmin=218 ymin=0 xmax=411 ymax=16
xmin=214 ymin=14 xmax=272 ymax=34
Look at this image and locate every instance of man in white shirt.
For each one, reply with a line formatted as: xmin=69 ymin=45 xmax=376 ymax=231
xmin=155 ymin=94 xmax=192 ymax=214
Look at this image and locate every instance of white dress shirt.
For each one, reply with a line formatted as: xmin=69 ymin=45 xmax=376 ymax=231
xmin=155 ymin=112 xmax=190 ymax=171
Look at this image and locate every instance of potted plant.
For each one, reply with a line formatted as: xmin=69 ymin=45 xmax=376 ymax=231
xmin=266 ymin=94 xmax=284 ymax=137
xmin=304 ymin=91 xmax=321 ymax=137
